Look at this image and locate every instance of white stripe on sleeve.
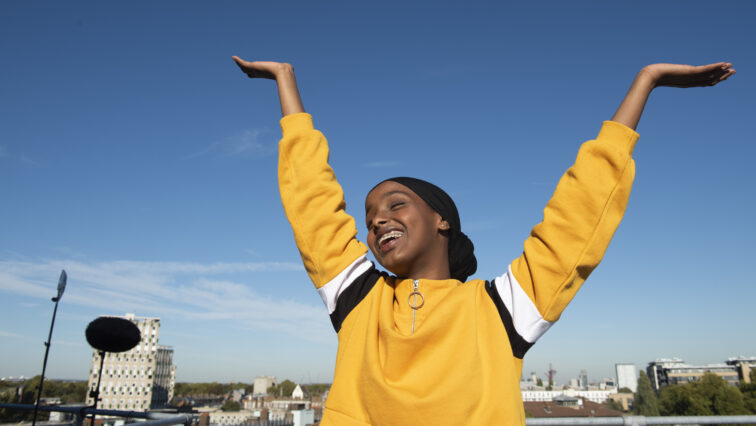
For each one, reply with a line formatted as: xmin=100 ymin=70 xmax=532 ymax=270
xmin=316 ymin=255 xmax=373 ymax=315
xmin=493 ymin=265 xmax=554 ymax=343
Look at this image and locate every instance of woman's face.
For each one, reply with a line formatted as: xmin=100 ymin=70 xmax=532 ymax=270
xmin=364 ymin=181 xmax=450 ymax=279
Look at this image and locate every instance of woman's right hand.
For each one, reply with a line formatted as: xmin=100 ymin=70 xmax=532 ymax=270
xmin=232 ymin=56 xmax=304 ymax=116
xmin=232 ymin=56 xmax=294 ymax=81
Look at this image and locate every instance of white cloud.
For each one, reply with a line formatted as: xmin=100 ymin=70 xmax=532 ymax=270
xmin=20 ymin=155 xmax=41 ymax=166
xmin=183 ymin=129 xmax=274 ymax=160
xmin=0 ymin=330 xmax=30 ymax=339
xmin=0 ymin=258 xmax=332 ymax=342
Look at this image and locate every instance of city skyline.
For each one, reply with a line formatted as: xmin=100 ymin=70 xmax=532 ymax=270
xmin=2 ymin=1 xmax=755 ymax=384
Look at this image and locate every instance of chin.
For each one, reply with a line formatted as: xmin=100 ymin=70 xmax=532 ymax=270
xmin=371 ymin=251 xmax=408 ymax=277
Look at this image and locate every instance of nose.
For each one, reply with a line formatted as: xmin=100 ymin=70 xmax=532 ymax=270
xmin=370 ymin=214 xmax=388 ymax=233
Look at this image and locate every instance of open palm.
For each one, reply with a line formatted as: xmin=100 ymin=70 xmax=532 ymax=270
xmin=232 ymin=56 xmax=288 ymax=80
xmin=645 ymin=62 xmax=735 ymax=88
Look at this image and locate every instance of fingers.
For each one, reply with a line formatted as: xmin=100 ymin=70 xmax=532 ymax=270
xmin=715 ymin=67 xmax=736 ymax=85
xmin=232 ymin=56 xmax=251 ymax=74
xmin=232 ymin=56 xmax=248 ymax=68
xmin=705 ymin=63 xmax=735 ymax=86
xmin=232 ymin=56 xmax=262 ymax=78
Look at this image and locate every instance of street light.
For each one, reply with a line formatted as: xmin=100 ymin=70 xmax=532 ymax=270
xmin=31 ymin=270 xmax=67 ymax=426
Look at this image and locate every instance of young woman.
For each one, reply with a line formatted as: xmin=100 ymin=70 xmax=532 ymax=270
xmin=233 ymin=57 xmax=734 ymax=425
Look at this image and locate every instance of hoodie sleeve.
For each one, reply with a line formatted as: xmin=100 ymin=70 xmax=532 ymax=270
xmin=485 ymin=121 xmax=639 ymax=357
xmin=278 ymin=113 xmax=380 ymax=332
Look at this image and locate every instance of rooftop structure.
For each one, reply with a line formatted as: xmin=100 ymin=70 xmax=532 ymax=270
xmin=646 ymin=357 xmax=748 ymax=391
xmin=85 ymin=313 xmax=176 ymax=411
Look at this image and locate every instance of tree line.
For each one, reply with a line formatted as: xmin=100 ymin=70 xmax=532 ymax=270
xmin=0 ymin=376 xmax=88 ymax=421
xmin=174 ymin=380 xmax=330 ymax=398
xmin=631 ymin=370 xmax=756 ymax=416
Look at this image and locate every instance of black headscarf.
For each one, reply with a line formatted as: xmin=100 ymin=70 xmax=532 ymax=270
xmin=377 ymin=177 xmax=477 ymax=282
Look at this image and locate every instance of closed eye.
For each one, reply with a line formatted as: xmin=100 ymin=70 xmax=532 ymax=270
xmin=390 ymin=202 xmax=404 ymax=210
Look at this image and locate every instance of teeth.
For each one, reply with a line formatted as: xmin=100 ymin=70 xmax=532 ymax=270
xmin=379 ymin=231 xmax=403 ymax=245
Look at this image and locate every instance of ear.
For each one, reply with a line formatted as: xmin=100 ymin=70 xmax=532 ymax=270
xmin=438 ymin=220 xmax=450 ymax=231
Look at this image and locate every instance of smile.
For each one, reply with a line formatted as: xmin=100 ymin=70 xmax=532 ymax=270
xmin=378 ymin=230 xmax=404 ymax=252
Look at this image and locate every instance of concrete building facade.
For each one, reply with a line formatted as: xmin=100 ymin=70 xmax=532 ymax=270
xmin=646 ymin=358 xmax=742 ymax=391
xmin=521 ymin=388 xmax=617 ymax=404
xmin=579 ymin=370 xmax=588 ymax=389
xmin=253 ymin=376 xmax=277 ymax=396
xmin=726 ymin=356 xmax=756 ymax=384
xmin=615 ymin=363 xmax=637 ymax=393
xmin=85 ymin=313 xmax=176 ymax=411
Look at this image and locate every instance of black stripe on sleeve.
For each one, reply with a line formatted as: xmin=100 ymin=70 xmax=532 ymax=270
xmin=484 ymin=279 xmax=534 ymax=359
xmin=329 ymin=266 xmax=384 ymax=333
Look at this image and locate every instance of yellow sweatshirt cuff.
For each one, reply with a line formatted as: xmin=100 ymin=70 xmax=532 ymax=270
xmin=602 ymin=120 xmax=640 ymax=155
xmin=280 ymin=112 xmax=314 ymax=136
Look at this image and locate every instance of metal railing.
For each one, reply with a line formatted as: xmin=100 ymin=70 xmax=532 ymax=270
xmin=0 ymin=403 xmax=193 ymax=426
xmin=526 ymin=415 xmax=756 ymax=425
xmin=5 ymin=404 xmax=756 ymax=426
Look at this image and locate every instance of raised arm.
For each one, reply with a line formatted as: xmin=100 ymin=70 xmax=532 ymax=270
xmin=612 ymin=62 xmax=735 ymax=130
xmin=493 ymin=62 xmax=735 ymax=358
xmin=233 ymin=56 xmax=376 ymax=332
xmin=232 ymin=56 xmax=305 ymax=117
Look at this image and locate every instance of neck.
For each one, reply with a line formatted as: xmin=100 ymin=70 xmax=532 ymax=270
xmin=399 ymin=264 xmax=451 ymax=281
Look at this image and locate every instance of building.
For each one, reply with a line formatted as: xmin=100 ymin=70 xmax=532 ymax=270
xmin=207 ymin=409 xmax=256 ymax=425
xmin=292 ymin=409 xmax=315 ymax=426
xmin=615 ymin=363 xmax=637 ymax=393
xmin=726 ymin=356 xmax=756 ymax=384
xmin=646 ymin=358 xmax=742 ymax=391
xmin=253 ymin=376 xmax=277 ymax=396
xmin=579 ymin=369 xmax=588 ymax=389
xmin=607 ymin=392 xmax=634 ymax=412
xmin=85 ymin=313 xmax=176 ymax=411
xmin=291 ymin=384 xmax=304 ymax=399
xmin=524 ymin=396 xmax=622 ymax=418
xmin=521 ymin=388 xmax=616 ymax=404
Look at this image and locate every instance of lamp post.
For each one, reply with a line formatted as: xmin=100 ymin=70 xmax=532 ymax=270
xmin=32 ymin=270 xmax=67 ymax=426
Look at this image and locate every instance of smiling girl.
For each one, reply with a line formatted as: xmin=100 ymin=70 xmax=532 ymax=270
xmin=233 ymin=57 xmax=734 ymax=425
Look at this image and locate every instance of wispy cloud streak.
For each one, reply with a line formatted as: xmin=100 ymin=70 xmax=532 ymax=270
xmin=0 ymin=259 xmax=333 ymax=342
xmin=183 ymin=129 xmax=274 ymax=160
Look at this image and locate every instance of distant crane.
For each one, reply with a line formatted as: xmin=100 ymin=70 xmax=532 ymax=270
xmin=545 ymin=363 xmax=557 ymax=387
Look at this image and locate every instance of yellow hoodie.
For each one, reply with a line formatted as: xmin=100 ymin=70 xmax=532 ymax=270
xmin=277 ymin=113 xmax=638 ymax=425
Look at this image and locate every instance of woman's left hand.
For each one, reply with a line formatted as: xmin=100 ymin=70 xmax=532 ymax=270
xmin=642 ymin=62 xmax=735 ymax=88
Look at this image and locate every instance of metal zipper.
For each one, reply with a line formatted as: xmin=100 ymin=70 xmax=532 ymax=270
xmin=408 ymin=279 xmax=424 ymax=334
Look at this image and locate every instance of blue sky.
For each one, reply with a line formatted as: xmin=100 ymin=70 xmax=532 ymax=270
xmin=1 ymin=1 xmax=755 ymax=386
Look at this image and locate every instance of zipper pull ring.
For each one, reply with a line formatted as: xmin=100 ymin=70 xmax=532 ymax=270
xmin=408 ymin=279 xmax=424 ymax=333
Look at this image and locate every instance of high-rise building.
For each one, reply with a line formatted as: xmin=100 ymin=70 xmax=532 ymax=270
xmin=86 ymin=313 xmax=176 ymax=411
xmin=579 ymin=369 xmax=588 ymax=389
xmin=615 ymin=363 xmax=637 ymax=393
